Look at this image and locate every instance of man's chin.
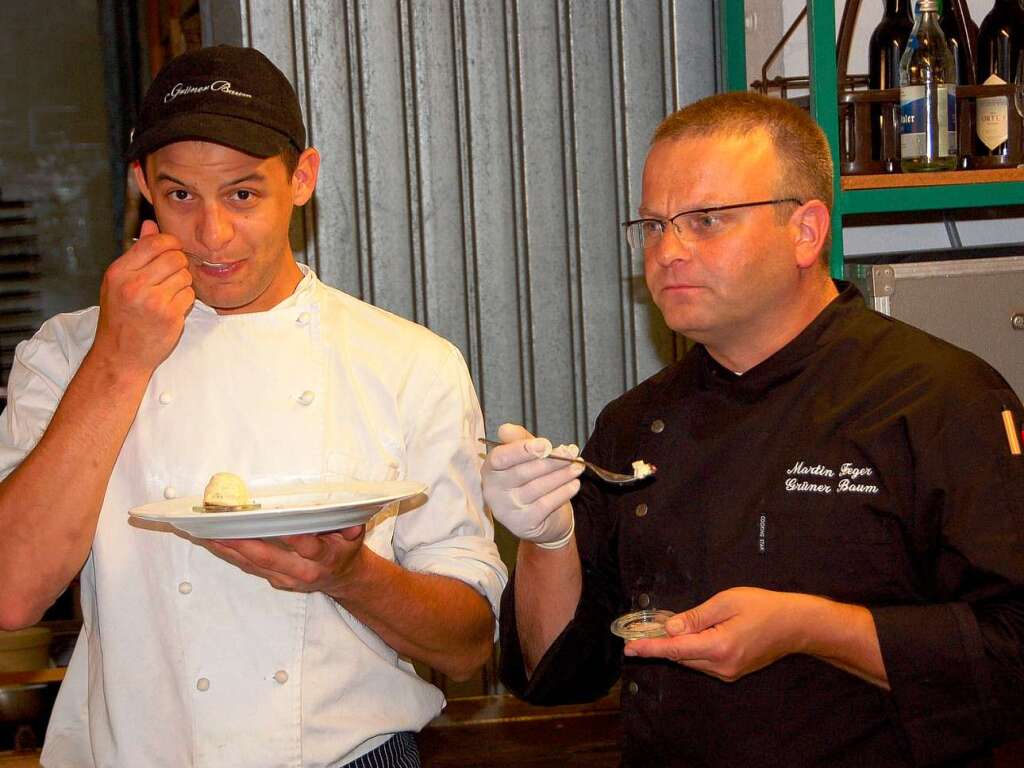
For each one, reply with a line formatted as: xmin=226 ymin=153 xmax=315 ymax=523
xmin=654 ymin=302 xmax=696 ymax=329
xmin=659 ymin=310 xmax=710 ymax=341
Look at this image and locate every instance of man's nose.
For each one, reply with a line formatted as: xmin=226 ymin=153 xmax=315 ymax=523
xmin=649 ymin=226 xmax=692 ymax=267
xmin=196 ymin=203 xmax=233 ymax=253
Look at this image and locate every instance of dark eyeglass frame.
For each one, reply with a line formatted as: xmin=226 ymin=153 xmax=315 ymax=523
xmin=621 ymin=197 xmax=804 ymax=249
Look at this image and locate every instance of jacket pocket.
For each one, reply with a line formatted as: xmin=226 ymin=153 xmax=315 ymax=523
xmin=765 ymin=496 xmax=907 ymax=602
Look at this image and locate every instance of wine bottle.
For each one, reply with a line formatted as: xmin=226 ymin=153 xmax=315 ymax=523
xmin=899 ymin=0 xmax=959 ymax=171
xmin=940 ymin=0 xmax=978 ymax=87
xmin=975 ymin=0 xmax=1024 ymax=159
xmin=869 ymin=0 xmax=915 ymax=169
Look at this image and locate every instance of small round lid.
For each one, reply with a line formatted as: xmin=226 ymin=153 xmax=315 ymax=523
xmin=610 ymin=609 xmax=674 ymax=640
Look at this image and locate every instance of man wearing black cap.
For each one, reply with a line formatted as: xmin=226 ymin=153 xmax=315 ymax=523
xmin=0 ymin=45 xmax=506 ymax=768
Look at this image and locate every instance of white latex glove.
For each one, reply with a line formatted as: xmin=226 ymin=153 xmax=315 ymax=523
xmin=481 ymin=422 xmax=585 ymax=549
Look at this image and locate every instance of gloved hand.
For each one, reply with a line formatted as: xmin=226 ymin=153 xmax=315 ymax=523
xmin=481 ymin=422 xmax=585 ymax=549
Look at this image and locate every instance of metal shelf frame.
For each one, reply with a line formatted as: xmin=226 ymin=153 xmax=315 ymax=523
xmin=842 ymin=181 xmax=1024 ymax=214
xmin=718 ymin=0 xmax=1024 ymax=276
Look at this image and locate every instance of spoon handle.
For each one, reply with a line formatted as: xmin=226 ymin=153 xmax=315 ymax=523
xmin=478 ymin=437 xmax=582 ymax=465
xmin=130 ymin=237 xmax=204 ymax=262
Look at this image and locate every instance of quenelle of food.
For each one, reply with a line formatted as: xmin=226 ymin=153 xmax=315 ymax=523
xmin=199 ymin=472 xmax=259 ymax=512
xmin=631 ymin=460 xmax=656 ymax=480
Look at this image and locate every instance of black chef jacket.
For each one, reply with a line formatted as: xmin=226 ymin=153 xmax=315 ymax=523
xmin=500 ymin=282 xmax=1024 ymax=767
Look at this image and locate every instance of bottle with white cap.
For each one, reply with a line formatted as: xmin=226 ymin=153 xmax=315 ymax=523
xmin=899 ymin=0 xmax=959 ymax=171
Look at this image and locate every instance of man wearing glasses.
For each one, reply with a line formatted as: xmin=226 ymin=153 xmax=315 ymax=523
xmin=482 ymin=92 xmax=1024 ymax=765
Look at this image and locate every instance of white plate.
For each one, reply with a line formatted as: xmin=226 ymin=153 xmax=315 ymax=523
xmin=129 ymin=480 xmax=427 ymax=539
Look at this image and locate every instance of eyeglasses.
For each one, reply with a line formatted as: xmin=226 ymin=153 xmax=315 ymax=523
xmin=621 ymin=198 xmax=803 ymax=250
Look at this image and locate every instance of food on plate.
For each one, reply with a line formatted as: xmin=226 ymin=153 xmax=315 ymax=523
xmin=631 ymin=460 xmax=656 ymax=480
xmin=201 ymin=472 xmax=254 ymax=511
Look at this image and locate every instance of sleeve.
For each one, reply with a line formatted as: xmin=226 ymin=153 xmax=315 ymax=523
xmin=0 ymin=320 xmax=76 ymax=480
xmin=870 ymin=386 xmax=1024 ymax=765
xmin=498 ymin=407 xmax=626 ymax=705
xmin=391 ymin=342 xmax=508 ymax=624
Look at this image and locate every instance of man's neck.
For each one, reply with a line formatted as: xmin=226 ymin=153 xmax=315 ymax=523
xmin=706 ymin=277 xmax=839 ymax=374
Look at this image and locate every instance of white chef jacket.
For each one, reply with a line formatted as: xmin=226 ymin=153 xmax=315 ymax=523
xmin=0 ymin=266 xmax=507 ymax=768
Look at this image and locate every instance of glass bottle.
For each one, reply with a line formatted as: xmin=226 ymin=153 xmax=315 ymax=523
xmin=940 ymin=0 xmax=979 ymax=88
xmin=869 ymin=0 xmax=915 ymax=169
xmin=975 ymin=0 xmax=1024 ymax=158
xmin=900 ymin=0 xmax=959 ymax=171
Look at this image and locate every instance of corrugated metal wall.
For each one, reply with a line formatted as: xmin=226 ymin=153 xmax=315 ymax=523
xmin=204 ymin=0 xmax=717 ymax=447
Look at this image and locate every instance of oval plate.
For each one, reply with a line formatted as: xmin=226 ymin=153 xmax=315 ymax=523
xmin=129 ymin=480 xmax=427 ymax=539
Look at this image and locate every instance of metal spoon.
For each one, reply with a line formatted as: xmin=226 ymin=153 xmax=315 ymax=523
xmin=131 ymin=237 xmax=208 ymax=264
xmin=479 ymin=437 xmax=655 ymax=485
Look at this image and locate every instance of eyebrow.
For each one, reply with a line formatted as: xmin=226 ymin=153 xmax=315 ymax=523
xmin=154 ymin=172 xmax=268 ymax=190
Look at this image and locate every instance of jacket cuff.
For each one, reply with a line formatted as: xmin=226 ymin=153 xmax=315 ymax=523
xmin=871 ymin=602 xmax=992 ymax=765
xmin=498 ymin=569 xmax=622 ymax=705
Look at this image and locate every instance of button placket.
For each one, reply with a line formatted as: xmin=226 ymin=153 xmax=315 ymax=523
xmin=156 ymin=386 xmax=177 ymax=505
xmin=292 ymin=307 xmax=316 ymax=408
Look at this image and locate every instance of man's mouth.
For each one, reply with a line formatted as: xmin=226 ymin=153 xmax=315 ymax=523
xmin=183 ymin=251 xmax=232 ymax=270
xmin=194 ymin=259 xmax=243 ymax=277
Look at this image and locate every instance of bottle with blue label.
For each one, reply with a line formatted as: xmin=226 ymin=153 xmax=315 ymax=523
xmin=899 ymin=0 xmax=959 ymax=171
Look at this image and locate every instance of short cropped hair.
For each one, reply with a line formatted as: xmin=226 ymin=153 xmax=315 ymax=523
xmin=280 ymin=144 xmax=300 ymax=177
xmin=653 ymin=92 xmax=834 ymax=229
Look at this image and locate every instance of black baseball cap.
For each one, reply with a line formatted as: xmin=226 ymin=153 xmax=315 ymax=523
xmin=126 ymin=45 xmax=306 ymax=163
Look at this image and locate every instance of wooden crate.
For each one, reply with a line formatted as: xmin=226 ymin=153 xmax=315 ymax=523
xmin=839 ymin=83 xmax=1023 ymax=175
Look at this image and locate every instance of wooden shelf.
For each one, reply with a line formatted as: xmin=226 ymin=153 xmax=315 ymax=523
xmin=419 ymin=690 xmax=621 ymax=767
xmin=843 ymin=167 xmax=1024 ymax=191
xmin=0 ymin=753 xmax=40 ymax=767
xmin=0 ymin=667 xmax=65 ymax=686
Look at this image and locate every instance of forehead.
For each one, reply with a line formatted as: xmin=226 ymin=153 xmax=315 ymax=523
xmin=144 ymin=141 xmax=286 ymax=181
xmin=640 ymin=131 xmax=779 ymax=209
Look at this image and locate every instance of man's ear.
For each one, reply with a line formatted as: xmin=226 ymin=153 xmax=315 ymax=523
xmin=132 ymin=160 xmax=155 ymax=206
xmin=291 ymin=148 xmax=321 ymax=206
xmin=790 ymin=200 xmax=830 ymax=270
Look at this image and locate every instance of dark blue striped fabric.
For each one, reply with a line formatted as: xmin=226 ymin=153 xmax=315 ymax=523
xmin=341 ymin=733 xmax=420 ymax=768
